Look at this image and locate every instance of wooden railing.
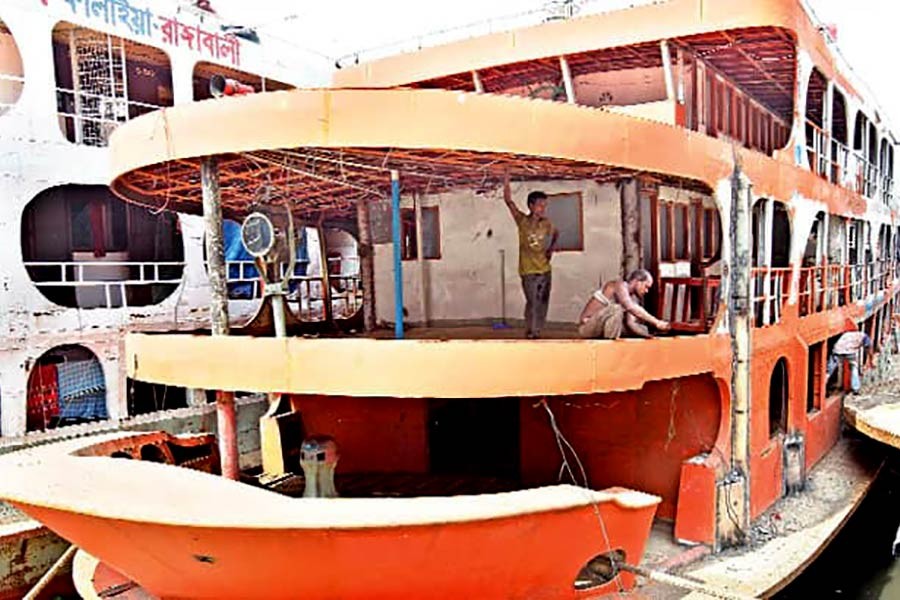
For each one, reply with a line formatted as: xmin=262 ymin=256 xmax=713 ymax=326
xmin=752 ymin=267 xmax=791 ymax=327
xmin=657 ymin=276 xmax=721 ymax=332
xmin=224 ymin=261 xmax=363 ymax=321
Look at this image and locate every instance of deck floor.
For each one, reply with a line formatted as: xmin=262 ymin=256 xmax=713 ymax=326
xmin=623 ymin=434 xmax=882 ymax=599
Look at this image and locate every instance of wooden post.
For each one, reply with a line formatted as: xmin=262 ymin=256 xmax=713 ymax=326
xmin=201 ymin=156 xmax=239 ymax=481
xmin=355 ymin=198 xmax=377 ymax=332
xmin=317 ymin=223 xmax=334 ymax=324
xmin=620 ymin=178 xmax=641 ymax=277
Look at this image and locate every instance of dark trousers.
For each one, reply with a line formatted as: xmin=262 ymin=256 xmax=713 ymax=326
xmin=521 ymin=272 xmax=552 ymax=337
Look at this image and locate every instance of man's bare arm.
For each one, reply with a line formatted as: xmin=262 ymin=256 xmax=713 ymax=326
xmin=502 ymin=171 xmax=523 ymax=219
xmin=579 ymin=296 xmax=601 ymax=323
xmin=613 ymin=282 xmax=665 ymax=329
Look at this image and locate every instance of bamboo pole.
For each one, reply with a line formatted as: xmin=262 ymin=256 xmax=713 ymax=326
xmin=201 ymin=156 xmax=239 ymax=481
xmin=356 ymin=198 xmax=377 ymax=331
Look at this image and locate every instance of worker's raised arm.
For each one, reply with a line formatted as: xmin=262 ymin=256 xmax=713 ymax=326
xmin=502 ymin=171 xmax=523 ymax=220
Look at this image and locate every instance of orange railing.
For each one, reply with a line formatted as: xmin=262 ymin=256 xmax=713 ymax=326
xmin=657 ymin=276 xmax=721 ymax=332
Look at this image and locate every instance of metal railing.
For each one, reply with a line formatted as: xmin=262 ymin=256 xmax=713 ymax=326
xmin=24 ymin=260 xmax=185 ymax=309
xmin=333 ymin=0 xmax=658 ymax=68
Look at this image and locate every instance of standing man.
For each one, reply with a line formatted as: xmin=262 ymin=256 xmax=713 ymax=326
xmin=503 ymin=173 xmax=558 ymax=339
xmin=827 ymin=328 xmax=872 ymax=394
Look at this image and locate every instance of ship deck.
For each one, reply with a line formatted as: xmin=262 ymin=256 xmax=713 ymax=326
xmin=125 ymin=329 xmax=732 ymax=398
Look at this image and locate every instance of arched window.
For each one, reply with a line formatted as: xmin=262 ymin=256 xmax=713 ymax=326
xmin=804 ymin=68 xmax=827 ymax=177
xmin=0 ymin=19 xmax=24 ymax=115
xmin=27 ymin=345 xmax=106 ymax=432
xmin=769 ymin=358 xmax=789 ymax=438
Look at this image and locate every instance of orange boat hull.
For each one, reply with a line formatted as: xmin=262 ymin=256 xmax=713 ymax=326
xmin=15 ymin=492 xmax=657 ymax=599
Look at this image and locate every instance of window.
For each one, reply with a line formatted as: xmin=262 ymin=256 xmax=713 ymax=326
xmin=807 ymin=342 xmax=824 ymax=413
xmin=769 ymin=358 xmax=789 ymax=438
xmin=400 ymin=208 xmax=417 ymax=260
xmin=674 ymin=204 xmax=688 ymax=260
xmin=545 ymin=192 xmax=583 ymax=251
xmin=52 ymin=22 xmax=174 ymax=146
xmin=0 ymin=20 xmax=24 ymax=115
xmin=659 ymin=203 xmax=672 ymax=261
xmin=701 ymin=208 xmax=721 ymax=261
xmin=69 ymin=196 xmax=128 ymax=254
xmin=421 ymin=206 xmax=441 ymax=260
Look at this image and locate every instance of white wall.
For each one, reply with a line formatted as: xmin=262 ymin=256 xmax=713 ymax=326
xmin=373 ymin=179 xmax=623 ymax=326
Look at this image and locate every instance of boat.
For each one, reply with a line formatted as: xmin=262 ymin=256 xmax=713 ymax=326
xmin=1 ymin=0 xmax=898 ymax=597
xmin=0 ymin=0 xmax=330 ymax=596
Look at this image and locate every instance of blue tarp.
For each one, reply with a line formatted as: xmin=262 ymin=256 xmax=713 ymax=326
xmin=224 ymin=220 xmax=309 ymax=298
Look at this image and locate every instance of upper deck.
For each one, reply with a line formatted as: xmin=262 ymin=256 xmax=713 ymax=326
xmin=334 ymin=0 xmax=898 ymax=213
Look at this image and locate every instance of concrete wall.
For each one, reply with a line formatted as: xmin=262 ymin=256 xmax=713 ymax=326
xmin=373 ymin=179 xmax=623 ymax=326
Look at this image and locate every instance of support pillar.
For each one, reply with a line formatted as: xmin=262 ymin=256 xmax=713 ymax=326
xmin=201 ymin=156 xmax=239 ymax=481
xmin=390 ymin=170 xmax=404 ymax=339
xmin=620 ymin=178 xmax=641 ymax=276
xmin=723 ymin=167 xmax=753 ymax=548
xmin=355 ymin=198 xmax=377 ymax=332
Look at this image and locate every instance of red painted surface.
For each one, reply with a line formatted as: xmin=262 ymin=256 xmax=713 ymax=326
xmin=216 ymin=391 xmax=239 ymax=480
xmin=519 ymin=375 xmax=722 ymax=520
xmin=16 ymin=496 xmax=658 ymax=600
xmin=674 ymin=459 xmax=718 ymax=544
xmin=288 ymin=395 xmax=428 ymax=473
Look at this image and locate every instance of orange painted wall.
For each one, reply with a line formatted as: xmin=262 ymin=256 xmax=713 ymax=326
xmin=519 ymin=375 xmax=722 ymax=519
xmin=288 ymin=395 xmax=429 ymax=474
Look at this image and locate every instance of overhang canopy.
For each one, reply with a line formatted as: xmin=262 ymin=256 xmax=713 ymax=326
xmin=109 ymin=88 xmax=716 ymax=220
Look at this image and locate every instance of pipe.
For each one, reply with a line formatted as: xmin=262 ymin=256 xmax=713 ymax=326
xmin=559 ymin=56 xmax=575 ymax=104
xmin=216 ymin=391 xmax=239 ymax=480
xmin=272 ymin=294 xmax=287 ymax=337
xmin=23 ymin=545 xmax=77 ymax=600
xmin=471 ymin=70 xmax=484 ymax=93
xmin=201 ymin=156 xmax=239 ymax=480
xmin=500 ymin=249 xmax=507 ymax=325
xmin=391 ymin=170 xmax=404 ymax=339
xmin=660 ymin=40 xmax=675 ymax=101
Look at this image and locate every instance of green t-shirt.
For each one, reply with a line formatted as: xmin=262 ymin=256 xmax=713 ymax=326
xmin=513 ymin=210 xmax=554 ymax=276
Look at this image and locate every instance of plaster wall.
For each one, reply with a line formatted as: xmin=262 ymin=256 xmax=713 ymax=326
xmin=372 ymin=179 xmax=623 ymax=326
